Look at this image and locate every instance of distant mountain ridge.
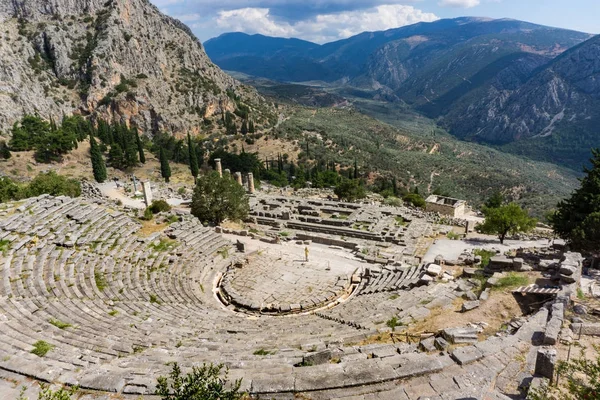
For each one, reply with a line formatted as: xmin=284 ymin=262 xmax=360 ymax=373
xmin=205 ymin=18 xmax=598 ymax=168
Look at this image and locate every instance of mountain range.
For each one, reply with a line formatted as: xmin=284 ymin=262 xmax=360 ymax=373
xmin=0 ymin=0 xmax=272 ymax=135
xmin=205 ymin=18 xmax=600 ymax=168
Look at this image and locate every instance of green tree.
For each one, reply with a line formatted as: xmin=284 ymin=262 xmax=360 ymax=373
xmin=25 ymin=172 xmax=81 ymax=198
xmin=484 ymin=191 xmax=505 ymax=210
xmin=9 ymin=115 xmax=49 ymax=151
xmin=108 ymin=144 xmax=125 ymax=169
xmin=477 ymin=202 xmax=537 ymax=244
xmin=90 ymin=134 xmax=107 ymax=183
xmin=188 ymin=133 xmax=199 ymax=180
xmin=403 ymin=192 xmax=426 ymax=208
xmin=248 ymin=120 xmax=255 ymax=134
xmin=156 ymin=362 xmax=243 ymax=400
xmin=191 ymin=172 xmax=249 ymax=225
xmin=136 ymin=131 xmax=145 ymax=164
xmin=34 ymin=127 xmax=77 ymax=163
xmin=0 ymin=177 xmax=20 ymax=203
xmin=240 ymin=119 xmax=248 ymax=135
xmin=551 ymin=149 xmax=600 ymax=252
xmin=0 ymin=140 xmax=11 ymax=159
xmin=160 ymin=147 xmax=171 ymax=183
xmin=334 ymin=179 xmax=366 ymax=202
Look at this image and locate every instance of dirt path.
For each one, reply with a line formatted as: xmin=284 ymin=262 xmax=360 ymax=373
xmin=423 ymin=235 xmax=562 ymax=263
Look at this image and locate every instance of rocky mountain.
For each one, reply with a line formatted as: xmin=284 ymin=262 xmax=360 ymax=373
xmin=0 ymin=0 xmax=271 ymax=136
xmin=206 ymin=18 xmax=597 ymax=168
xmin=467 ymin=34 xmax=600 ymax=167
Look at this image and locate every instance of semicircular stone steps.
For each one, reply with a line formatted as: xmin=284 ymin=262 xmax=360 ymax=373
xmin=0 ymin=196 xmax=547 ymax=397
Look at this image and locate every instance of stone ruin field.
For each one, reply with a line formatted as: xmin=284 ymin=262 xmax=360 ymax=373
xmin=0 ymin=189 xmax=597 ymax=399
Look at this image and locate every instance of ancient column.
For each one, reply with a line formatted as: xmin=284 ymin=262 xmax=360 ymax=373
xmin=235 ymin=172 xmax=243 ymax=186
xmin=215 ymin=158 xmax=223 ymax=178
xmin=247 ymin=172 xmax=255 ymax=194
xmin=142 ymin=181 xmax=153 ymax=207
xmin=224 ymin=168 xmax=231 ymax=176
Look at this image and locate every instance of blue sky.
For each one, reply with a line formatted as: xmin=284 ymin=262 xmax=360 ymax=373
xmin=151 ymin=0 xmax=599 ymax=44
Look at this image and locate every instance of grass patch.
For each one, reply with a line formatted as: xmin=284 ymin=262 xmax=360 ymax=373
xmin=447 ymin=231 xmax=461 ymax=240
xmin=48 ymin=318 xmax=72 ymax=330
xmin=386 ymin=316 xmax=402 ymax=332
xmin=473 ymin=249 xmax=495 ymax=268
xmin=148 ymin=238 xmax=178 ymax=252
xmin=0 ymin=239 xmax=10 ymax=255
xmin=149 ymin=294 xmax=161 ymax=304
xmin=388 ymin=294 xmax=399 ymax=300
xmin=253 ymin=349 xmax=275 ymax=356
xmin=217 ymin=247 xmax=230 ymax=259
xmin=577 ymin=288 xmax=585 ymax=300
xmin=494 ymin=273 xmax=529 ymax=291
xmin=140 ymin=220 xmax=168 ymax=237
xmin=394 ymin=216 xmax=406 ymax=226
xmin=31 ymin=340 xmax=54 ymax=357
xmin=108 ymin=310 xmax=118 ymax=317
xmin=94 ymin=271 xmax=108 ymax=291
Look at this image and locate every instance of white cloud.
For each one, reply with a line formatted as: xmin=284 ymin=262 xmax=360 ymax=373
xmin=215 ymin=5 xmax=439 ymax=43
xmin=438 ymin=0 xmax=480 ymax=8
xmin=217 ymin=8 xmax=297 ymax=37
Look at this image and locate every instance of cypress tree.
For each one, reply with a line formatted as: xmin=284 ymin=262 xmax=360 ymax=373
xmin=108 ymin=144 xmax=124 ymax=169
xmin=353 ymin=159 xmax=358 ymax=180
xmin=188 ymin=133 xmax=199 ymax=180
xmin=160 ymin=147 xmax=171 ymax=183
xmin=136 ymin=131 xmax=145 ymax=164
xmin=90 ymin=134 xmax=107 ymax=183
xmin=248 ymin=120 xmax=255 ymax=134
xmin=241 ymin=119 xmax=248 ymax=135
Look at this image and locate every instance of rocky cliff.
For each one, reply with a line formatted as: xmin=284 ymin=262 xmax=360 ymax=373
xmin=0 ymin=0 xmax=271 ymax=136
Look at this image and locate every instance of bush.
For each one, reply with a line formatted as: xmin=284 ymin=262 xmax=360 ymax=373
xmin=0 ymin=177 xmax=21 ymax=203
xmin=149 ymin=200 xmax=171 ymax=214
xmin=334 ymin=179 xmax=366 ymax=202
xmin=25 ymin=171 xmax=81 ymax=198
xmin=142 ymin=207 xmax=153 ymax=221
xmin=156 ymin=362 xmax=244 ymax=400
xmin=403 ymin=192 xmax=426 ymax=208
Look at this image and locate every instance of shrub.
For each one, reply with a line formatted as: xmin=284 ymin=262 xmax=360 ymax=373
xmin=149 ymin=200 xmax=171 ymax=214
xmin=142 ymin=207 xmax=153 ymax=221
xmin=25 ymin=171 xmax=81 ymax=198
xmin=156 ymin=362 xmax=243 ymax=400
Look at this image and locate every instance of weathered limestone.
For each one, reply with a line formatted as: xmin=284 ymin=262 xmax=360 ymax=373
xmin=247 ymin=172 xmax=255 ymax=194
xmin=142 ymin=181 xmax=153 ymax=207
xmin=215 ymin=158 xmax=223 ymax=177
xmin=234 ymin=172 xmax=243 ymax=186
xmin=534 ymin=348 xmax=557 ymax=381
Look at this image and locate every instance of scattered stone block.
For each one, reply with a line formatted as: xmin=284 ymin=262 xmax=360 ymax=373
xmin=442 ymin=327 xmax=478 ymax=344
xmin=425 ymin=263 xmax=442 ymax=277
xmin=573 ymin=304 xmax=587 ymax=315
xmin=479 ymin=288 xmax=490 ymax=301
xmin=569 ymin=323 xmax=600 ymax=336
xmin=543 ymin=317 xmax=562 ymax=345
xmin=419 ymin=274 xmax=434 ymax=285
xmin=303 ymin=349 xmax=332 ymax=365
xmin=534 ymin=348 xmax=557 ymax=380
xmin=434 ymin=337 xmax=450 ymax=351
xmin=463 ymin=290 xmax=478 ymax=301
xmin=559 ymin=265 xmax=577 ymax=276
xmin=461 ymin=300 xmax=480 ymax=312
xmin=451 ymin=345 xmax=484 ymax=365
xmin=419 ymin=337 xmax=436 ymax=353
